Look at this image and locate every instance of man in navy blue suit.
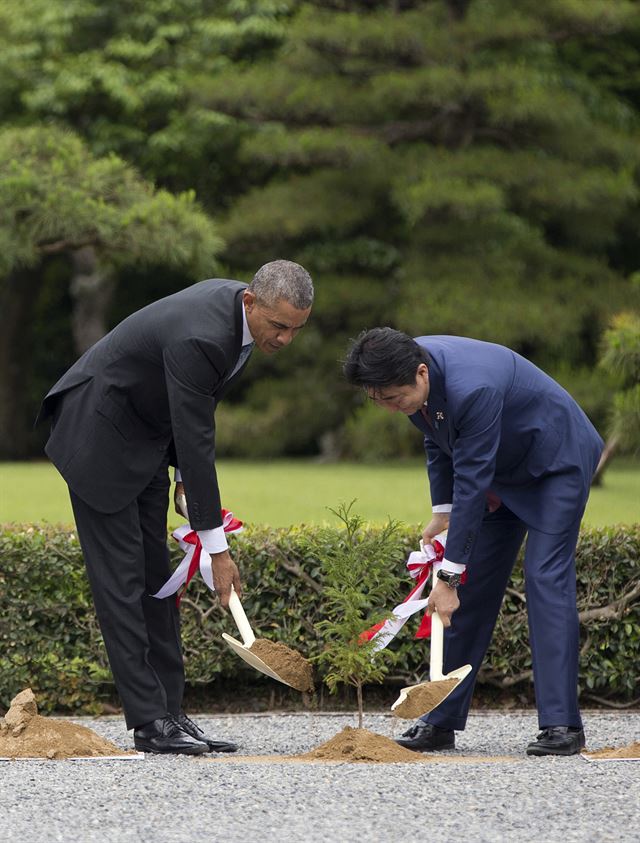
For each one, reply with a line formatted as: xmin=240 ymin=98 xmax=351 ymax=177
xmin=344 ymin=328 xmax=603 ymax=756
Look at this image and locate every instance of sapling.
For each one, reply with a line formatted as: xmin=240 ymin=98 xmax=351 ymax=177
xmin=312 ymin=502 xmax=404 ymax=729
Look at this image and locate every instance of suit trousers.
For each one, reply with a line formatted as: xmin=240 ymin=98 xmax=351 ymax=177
xmin=69 ymin=455 xmax=184 ymax=729
xmin=422 ymin=504 xmax=584 ymax=731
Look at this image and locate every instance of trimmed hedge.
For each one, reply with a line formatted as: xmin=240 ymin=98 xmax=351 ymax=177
xmin=1 ymin=523 xmax=638 ymax=713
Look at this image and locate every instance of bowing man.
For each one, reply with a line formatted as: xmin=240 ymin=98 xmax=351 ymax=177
xmin=38 ymin=260 xmax=313 ymax=754
xmin=344 ymin=327 xmax=603 ymax=757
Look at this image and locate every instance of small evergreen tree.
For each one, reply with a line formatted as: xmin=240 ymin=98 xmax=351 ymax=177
xmin=311 ymin=502 xmax=404 ymax=729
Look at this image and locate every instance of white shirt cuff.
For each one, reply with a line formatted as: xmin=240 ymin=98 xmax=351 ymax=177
xmin=197 ymin=527 xmax=228 ymax=554
xmin=434 ymin=557 xmax=466 ymax=574
xmin=432 ymin=504 xmax=452 ymax=513
xmin=174 ymin=469 xmax=182 ymax=482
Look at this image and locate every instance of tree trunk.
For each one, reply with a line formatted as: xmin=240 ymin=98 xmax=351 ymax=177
xmin=446 ymin=0 xmax=471 ymax=21
xmin=69 ymin=246 xmax=114 ymax=355
xmin=591 ymin=435 xmax=619 ymax=487
xmin=356 ymin=680 xmax=363 ymax=730
xmin=0 ymin=266 xmax=43 ymax=458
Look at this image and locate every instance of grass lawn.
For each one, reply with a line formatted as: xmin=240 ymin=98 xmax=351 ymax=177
xmin=1 ymin=458 xmax=638 ymax=529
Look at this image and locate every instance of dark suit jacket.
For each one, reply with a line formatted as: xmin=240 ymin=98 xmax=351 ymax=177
xmin=38 ymin=279 xmax=250 ymax=530
xmin=409 ymin=336 xmax=604 ymax=566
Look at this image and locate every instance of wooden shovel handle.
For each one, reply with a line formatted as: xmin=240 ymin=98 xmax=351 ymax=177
xmin=430 ymin=610 xmax=445 ymax=681
xmin=228 ymin=587 xmax=256 ymax=647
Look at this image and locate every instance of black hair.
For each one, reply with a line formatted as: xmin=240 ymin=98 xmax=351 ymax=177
xmin=343 ymin=328 xmax=430 ymax=390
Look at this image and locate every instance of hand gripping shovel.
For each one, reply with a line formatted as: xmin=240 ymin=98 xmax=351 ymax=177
xmin=175 ymin=494 xmax=311 ymax=691
xmin=391 ymin=603 xmax=472 ymax=719
xmin=221 ymin=589 xmax=305 ymax=690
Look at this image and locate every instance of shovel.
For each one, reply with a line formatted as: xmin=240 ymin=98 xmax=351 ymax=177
xmin=391 ymin=599 xmax=472 ymax=719
xmin=221 ymin=589 xmax=303 ymax=689
xmin=175 ymin=493 xmax=304 ymax=689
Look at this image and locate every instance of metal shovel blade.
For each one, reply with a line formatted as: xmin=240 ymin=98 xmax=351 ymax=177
xmin=221 ymin=633 xmax=297 ymax=687
xmin=391 ymin=610 xmax=471 ymax=719
xmin=220 ymin=589 xmax=299 ymax=689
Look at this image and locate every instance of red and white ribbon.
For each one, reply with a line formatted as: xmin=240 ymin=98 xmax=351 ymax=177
xmin=361 ymin=532 xmax=453 ymax=653
xmin=152 ymin=509 xmax=243 ymax=606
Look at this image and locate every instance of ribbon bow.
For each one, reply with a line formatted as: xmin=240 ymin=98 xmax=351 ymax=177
xmin=360 ymin=532 xmax=454 ymax=653
xmin=152 ymin=509 xmax=243 ymax=606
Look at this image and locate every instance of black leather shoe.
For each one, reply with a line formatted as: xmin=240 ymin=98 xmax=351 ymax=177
xmin=133 ymin=715 xmax=209 ymax=755
xmin=175 ymin=713 xmax=239 ymax=753
xmin=526 ymin=726 xmax=586 ymax=757
xmin=395 ymin=722 xmax=455 ymax=752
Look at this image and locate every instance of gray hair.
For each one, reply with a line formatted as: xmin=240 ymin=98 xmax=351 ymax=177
xmin=248 ymin=260 xmax=314 ymax=310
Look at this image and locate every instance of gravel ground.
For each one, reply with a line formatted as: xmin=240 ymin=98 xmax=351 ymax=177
xmin=1 ymin=710 xmax=639 ymax=843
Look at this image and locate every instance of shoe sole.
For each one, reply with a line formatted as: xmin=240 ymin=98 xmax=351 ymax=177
xmin=134 ymin=742 xmax=209 ymax=755
xmin=205 ymin=744 xmax=239 ymax=753
xmin=526 ymin=746 xmax=583 ymax=757
xmin=395 ymin=742 xmax=455 ymax=752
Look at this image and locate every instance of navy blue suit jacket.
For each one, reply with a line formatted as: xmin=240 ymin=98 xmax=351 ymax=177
xmin=409 ymin=336 xmax=603 ymax=566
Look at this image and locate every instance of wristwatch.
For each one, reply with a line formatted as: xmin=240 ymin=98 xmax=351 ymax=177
xmin=437 ymin=569 xmax=462 ymax=589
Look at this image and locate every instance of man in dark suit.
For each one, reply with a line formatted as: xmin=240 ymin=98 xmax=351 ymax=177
xmin=344 ymin=328 xmax=603 ymax=756
xmin=38 ymin=260 xmax=313 ymax=754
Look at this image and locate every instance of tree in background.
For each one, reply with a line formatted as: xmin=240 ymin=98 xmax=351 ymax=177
xmin=593 ymin=308 xmax=640 ymax=484
xmin=1 ymin=0 xmax=640 ymax=459
xmin=0 ymin=126 xmax=222 ymax=457
xmin=0 ymin=0 xmax=288 ymax=206
xmin=199 ymin=0 xmax=640 ymax=456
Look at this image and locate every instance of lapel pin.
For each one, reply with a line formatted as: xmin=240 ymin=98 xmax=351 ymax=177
xmin=435 ymin=410 xmax=445 ymax=421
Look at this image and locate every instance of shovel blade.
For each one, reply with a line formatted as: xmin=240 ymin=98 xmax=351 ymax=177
xmin=391 ymin=663 xmax=472 ymax=719
xmin=222 ymin=633 xmax=296 ymax=688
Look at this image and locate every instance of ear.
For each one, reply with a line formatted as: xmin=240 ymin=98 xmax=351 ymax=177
xmin=243 ymin=289 xmax=256 ymax=312
xmin=416 ymin=362 xmax=429 ymax=388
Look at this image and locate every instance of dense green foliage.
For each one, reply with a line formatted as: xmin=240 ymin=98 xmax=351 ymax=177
xmin=1 ymin=0 xmax=640 ymax=458
xmin=599 ymin=311 xmax=640 ymax=452
xmin=1 ymin=522 xmax=638 ymax=713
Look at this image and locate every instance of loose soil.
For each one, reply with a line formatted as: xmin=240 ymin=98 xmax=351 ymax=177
xmin=392 ymin=679 xmax=458 ymax=719
xmin=0 ymin=688 xmax=130 ymax=759
xmin=203 ymin=727 xmax=517 ymax=764
xmin=584 ymin=741 xmax=640 ymax=760
xmin=249 ymin=639 xmax=314 ymax=693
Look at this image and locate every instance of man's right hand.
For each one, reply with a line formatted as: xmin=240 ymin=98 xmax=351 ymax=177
xmin=210 ymin=550 xmax=242 ymax=607
xmin=422 ymin=512 xmax=450 ymax=546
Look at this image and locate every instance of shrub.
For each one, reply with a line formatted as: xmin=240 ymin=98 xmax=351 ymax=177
xmin=0 ymin=522 xmax=638 ymax=713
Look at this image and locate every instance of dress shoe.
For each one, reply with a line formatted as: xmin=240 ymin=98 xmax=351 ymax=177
xmin=133 ymin=714 xmax=209 ymax=755
xmin=395 ymin=722 xmax=455 ymax=752
xmin=175 ymin=712 xmax=239 ymax=753
xmin=526 ymin=726 xmax=586 ymax=757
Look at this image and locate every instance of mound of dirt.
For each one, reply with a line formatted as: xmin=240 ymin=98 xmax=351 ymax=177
xmin=0 ymin=688 xmax=131 ymax=759
xmin=298 ymin=726 xmax=426 ymax=763
xmin=203 ymin=727 xmax=516 ymax=765
xmin=392 ymin=679 xmax=459 ymax=719
xmin=584 ymin=741 xmax=640 ymax=760
xmin=249 ymin=639 xmax=314 ymax=693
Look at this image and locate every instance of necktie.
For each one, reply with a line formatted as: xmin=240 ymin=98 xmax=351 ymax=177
xmin=227 ymin=342 xmax=254 ymax=381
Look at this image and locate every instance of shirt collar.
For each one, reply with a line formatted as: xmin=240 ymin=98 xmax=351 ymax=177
xmin=241 ymin=303 xmax=254 ymax=346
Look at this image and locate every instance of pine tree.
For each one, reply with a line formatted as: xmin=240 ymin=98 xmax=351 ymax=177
xmin=202 ymin=0 xmax=640 ymax=454
xmin=0 ymin=125 xmax=222 ymax=456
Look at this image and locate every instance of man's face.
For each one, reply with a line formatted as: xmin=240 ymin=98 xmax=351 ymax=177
xmin=243 ymin=290 xmax=311 ymax=354
xmin=367 ymin=363 xmax=430 ymax=415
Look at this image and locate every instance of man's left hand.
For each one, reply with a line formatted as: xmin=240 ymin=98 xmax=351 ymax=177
xmin=427 ymin=578 xmax=460 ymax=627
xmin=174 ymin=481 xmax=187 ymax=517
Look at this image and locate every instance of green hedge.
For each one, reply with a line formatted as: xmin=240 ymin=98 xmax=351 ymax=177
xmin=1 ymin=523 xmax=638 ymax=713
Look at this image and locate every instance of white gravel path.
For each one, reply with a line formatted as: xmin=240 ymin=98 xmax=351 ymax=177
xmin=1 ymin=710 xmax=638 ymax=843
